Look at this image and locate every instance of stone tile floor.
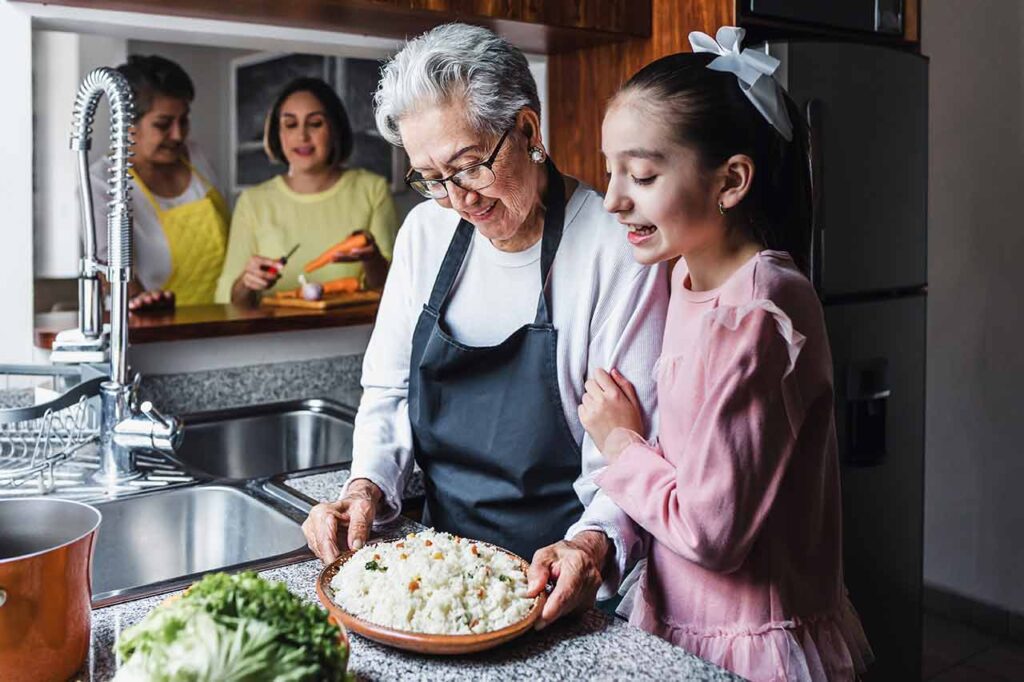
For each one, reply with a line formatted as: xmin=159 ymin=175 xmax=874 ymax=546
xmin=924 ymin=613 xmax=1024 ymax=680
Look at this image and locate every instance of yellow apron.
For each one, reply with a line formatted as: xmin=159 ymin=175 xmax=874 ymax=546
xmin=131 ymin=161 xmax=229 ymax=305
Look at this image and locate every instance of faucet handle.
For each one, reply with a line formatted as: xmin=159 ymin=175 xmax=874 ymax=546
xmin=82 ymin=255 xmax=104 ymax=277
xmin=139 ymin=400 xmax=171 ymax=428
xmin=120 ymin=400 xmax=183 ymax=453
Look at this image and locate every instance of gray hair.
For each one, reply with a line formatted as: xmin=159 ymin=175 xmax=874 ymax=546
xmin=374 ymin=23 xmax=540 ymax=147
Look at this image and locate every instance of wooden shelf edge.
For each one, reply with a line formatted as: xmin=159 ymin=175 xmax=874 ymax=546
xmin=17 ymin=0 xmax=652 ymax=54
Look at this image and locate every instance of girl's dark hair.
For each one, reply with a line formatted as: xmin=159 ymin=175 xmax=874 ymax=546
xmin=263 ymin=77 xmax=354 ymax=168
xmin=116 ymin=55 xmax=195 ymax=121
xmin=617 ymin=52 xmax=811 ymax=274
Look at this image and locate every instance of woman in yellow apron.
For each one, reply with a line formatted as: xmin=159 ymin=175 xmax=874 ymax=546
xmin=90 ymin=55 xmax=228 ymax=310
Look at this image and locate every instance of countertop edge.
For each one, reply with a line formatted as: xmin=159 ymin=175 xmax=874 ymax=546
xmin=34 ymin=302 xmax=379 ymax=348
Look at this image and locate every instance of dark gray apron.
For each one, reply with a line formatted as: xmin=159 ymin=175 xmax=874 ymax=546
xmin=408 ymin=161 xmax=584 ymax=561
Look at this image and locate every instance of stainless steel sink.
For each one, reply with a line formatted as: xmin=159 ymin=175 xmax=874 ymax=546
xmin=171 ymin=399 xmax=355 ymax=480
xmin=91 ymin=485 xmax=307 ymax=606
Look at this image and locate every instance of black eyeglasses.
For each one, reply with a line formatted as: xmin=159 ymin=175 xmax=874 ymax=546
xmin=405 ymin=128 xmax=511 ymax=199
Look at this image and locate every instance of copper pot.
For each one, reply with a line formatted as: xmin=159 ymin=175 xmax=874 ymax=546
xmin=0 ymin=498 xmax=102 ymax=682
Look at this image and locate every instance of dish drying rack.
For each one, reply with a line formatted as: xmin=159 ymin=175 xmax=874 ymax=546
xmin=0 ymin=364 xmax=194 ymax=501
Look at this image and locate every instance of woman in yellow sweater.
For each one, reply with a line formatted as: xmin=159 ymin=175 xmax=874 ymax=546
xmin=216 ymin=77 xmax=399 ymax=306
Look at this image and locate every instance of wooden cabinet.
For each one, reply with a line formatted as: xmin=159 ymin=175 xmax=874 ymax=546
xmin=548 ymin=0 xmax=920 ymax=189
xmin=19 ymin=0 xmax=651 ymax=54
xmin=549 ymin=0 xmax=731 ymax=188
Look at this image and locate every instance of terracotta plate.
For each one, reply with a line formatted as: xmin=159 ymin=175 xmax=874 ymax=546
xmin=315 ymin=541 xmax=545 ymax=655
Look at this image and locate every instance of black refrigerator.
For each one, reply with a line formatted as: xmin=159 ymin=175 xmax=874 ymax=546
xmin=768 ymin=41 xmax=928 ymax=681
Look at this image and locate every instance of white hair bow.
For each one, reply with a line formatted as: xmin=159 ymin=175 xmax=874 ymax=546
xmin=688 ymin=26 xmax=794 ymax=142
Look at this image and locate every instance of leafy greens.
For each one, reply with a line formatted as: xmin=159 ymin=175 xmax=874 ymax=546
xmin=114 ymin=572 xmax=348 ymax=682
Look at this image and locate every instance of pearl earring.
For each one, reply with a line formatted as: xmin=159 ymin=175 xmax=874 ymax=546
xmin=529 ymin=146 xmax=546 ymax=164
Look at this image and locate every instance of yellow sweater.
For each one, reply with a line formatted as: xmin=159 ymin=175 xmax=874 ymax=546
xmin=215 ymin=169 xmax=399 ymax=302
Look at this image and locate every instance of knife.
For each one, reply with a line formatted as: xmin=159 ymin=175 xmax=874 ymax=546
xmin=262 ymin=243 xmax=300 ymax=276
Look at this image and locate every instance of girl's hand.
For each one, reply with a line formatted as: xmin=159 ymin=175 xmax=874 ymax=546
xmin=330 ymin=230 xmax=378 ymax=263
xmin=578 ymin=368 xmax=643 ymax=457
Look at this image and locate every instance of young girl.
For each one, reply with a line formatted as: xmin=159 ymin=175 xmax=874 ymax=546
xmin=578 ymin=28 xmax=873 ymax=681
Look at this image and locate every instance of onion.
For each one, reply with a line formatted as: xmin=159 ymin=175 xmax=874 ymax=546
xmin=301 ymin=281 xmax=324 ymax=301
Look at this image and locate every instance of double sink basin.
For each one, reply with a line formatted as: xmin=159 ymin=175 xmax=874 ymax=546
xmin=90 ymin=398 xmax=356 ymax=606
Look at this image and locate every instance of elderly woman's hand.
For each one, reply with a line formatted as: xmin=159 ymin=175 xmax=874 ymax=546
xmin=301 ymin=478 xmax=382 ymax=563
xmin=578 ymin=368 xmax=643 ymax=460
xmin=526 ymin=530 xmax=610 ymax=629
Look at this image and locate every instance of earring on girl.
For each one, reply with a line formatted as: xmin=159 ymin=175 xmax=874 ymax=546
xmin=718 ymin=201 xmax=727 ymax=215
xmin=529 ymin=146 xmax=546 ymax=164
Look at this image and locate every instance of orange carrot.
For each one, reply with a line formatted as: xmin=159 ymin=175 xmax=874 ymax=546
xmin=271 ymin=277 xmax=358 ymax=299
xmin=303 ymin=233 xmax=370 ymax=273
xmin=322 ymin=276 xmax=360 ymax=295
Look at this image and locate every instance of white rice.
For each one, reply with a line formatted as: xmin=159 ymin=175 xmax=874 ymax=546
xmin=329 ymin=530 xmax=535 ymax=634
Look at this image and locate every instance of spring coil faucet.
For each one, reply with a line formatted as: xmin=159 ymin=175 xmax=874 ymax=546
xmin=65 ymin=67 xmax=182 ymax=485
xmin=67 ymin=67 xmax=134 ymax=384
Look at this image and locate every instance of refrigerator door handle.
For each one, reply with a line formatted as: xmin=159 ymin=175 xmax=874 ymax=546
xmin=807 ymin=98 xmax=825 ymax=295
xmin=843 ymin=357 xmax=891 ymax=467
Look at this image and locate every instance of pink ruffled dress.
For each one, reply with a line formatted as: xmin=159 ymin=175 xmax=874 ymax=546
xmin=596 ymin=251 xmax=873 ymax=682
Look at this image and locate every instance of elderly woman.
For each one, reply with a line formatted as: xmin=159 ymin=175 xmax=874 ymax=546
xmin=302 ymin=23 xmax=669 ymax=626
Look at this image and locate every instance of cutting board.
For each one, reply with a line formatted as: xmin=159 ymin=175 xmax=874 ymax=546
xmin=261 ymin=289 xmax=381 ymax=310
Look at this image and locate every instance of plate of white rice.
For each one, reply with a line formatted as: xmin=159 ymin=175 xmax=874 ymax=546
xmin=315 ymin=529 xmax=545 ymax=654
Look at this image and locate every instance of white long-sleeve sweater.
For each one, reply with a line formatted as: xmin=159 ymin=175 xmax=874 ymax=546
xmin=344 ymin=183 xmax=669 ymax=597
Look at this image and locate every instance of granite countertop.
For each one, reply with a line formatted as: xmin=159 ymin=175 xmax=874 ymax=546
xmin=139 ymin=353 xmax=366 ymax=415
xmin=80 ymin=468 xmax=740 ymax=681
xmin=84 ymin=550 xmax=739 ymax=681
xmin=281 ymin=468 xmax=425 ymax=503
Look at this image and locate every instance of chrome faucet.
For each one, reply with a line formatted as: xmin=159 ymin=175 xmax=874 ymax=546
xmin=57 ymin=67 xmax=182 ymax=484
xmin=50 ymin=72 xmax=112 ymax=364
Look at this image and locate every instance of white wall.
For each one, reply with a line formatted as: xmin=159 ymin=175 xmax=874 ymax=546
xmin=32 ymin=31 xmax=79 ymax=278
xmin=528 ymin=57 xmax=549 ymax=152
xmin=33 ymin=31 xmax=126 ymax=278
xmin=923 ymin=1 xmax=1024 ymax=613
xmin=1 ymin=2 xmax=35 ymax=363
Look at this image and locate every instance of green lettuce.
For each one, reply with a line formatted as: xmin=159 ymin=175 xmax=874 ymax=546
xmin=114 ymin=572 xmax=348 ymax=682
